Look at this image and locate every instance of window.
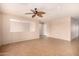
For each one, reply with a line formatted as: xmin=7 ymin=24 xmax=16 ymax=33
xmin=10 ymin=19 xmax=30 ymax=32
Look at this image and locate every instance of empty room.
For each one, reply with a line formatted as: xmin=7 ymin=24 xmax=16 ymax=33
xmin=0 ymin=3 xmax=79 ymax=56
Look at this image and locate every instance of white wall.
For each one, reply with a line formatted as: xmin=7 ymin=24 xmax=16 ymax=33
xmin=0 ymin=4 xmax=3 ymax=46
xmin=47 ymin=16 xmax=71 ymax=41
xmin=2 ymin=14 xmax=40 ymax=45
xmin=0 ymin=13 xmax=74 ymax=45
xmin=0 ymin=15 xmax=1 ymax=45
xmin=43 ymin=24 xmax=48 ymax=36
xmin=71 ymin=17 xmax=79 ymax=40
xmin=0 ymin=14 xmax=2 ymax=46
xmin=39 ymin=22 xmax=48 ymax=36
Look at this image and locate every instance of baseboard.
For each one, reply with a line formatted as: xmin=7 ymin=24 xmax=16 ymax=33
xmin=47 ymin=36 xmax=71 ymax=42
xmin=1 ymin=38 xmax=39 ymax=46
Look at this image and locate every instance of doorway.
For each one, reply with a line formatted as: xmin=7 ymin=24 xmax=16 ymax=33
xmin=39 ymin=21 xmax=48 ymax=39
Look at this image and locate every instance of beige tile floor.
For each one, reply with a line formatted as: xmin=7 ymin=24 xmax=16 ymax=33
xmin=0 ymin=37 xmax=79 ymax=56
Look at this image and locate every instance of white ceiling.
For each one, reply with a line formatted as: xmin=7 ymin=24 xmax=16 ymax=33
xmin=1 ymin=3 xmax=79 ymax=21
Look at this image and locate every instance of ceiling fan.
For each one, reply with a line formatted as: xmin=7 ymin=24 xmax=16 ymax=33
xmin=25 ymin=8 xmax=46 ymax=18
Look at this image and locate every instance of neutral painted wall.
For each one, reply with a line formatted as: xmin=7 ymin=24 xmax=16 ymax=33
xmin=71 ymin=17 xmax=79 ymax=40
xmin=0 ymin=13 xmax=73 ymax=45
xmin=2 ymin=14 xmax=40 ymax=45
xmin=0 ymin=15 xmax=1 ymax=45
xmin=0 ymin=14 xmax=2 ymax=45
xmin=47 ymin=16 xmax=71 ymax=41
xmin=39 ymin=22 xmax=48 ymax=36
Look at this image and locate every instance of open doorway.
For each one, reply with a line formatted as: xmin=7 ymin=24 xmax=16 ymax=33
xmin=39 ymin=21 xmax=48 ymax=39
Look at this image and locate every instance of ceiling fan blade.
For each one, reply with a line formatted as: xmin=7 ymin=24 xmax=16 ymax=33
xmin=37 ymin=13 xmax=43 ymax=17
xmin=25 ymin=13 xmax=33 ymax=14
xmin=38 ymin=11 xmax=46 ymax=14
xmin=31 ymin=9 xmax=35 ymax=13
xmin=32 ymin=14 xmax=36 ymax=18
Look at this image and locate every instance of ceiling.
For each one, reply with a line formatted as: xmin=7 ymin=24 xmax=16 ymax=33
xmin=1 ymin=3 xmax=79 ymax=21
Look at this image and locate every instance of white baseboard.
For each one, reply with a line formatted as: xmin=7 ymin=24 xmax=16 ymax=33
xmin=1 ymin=38 xmax=39 ymax=45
